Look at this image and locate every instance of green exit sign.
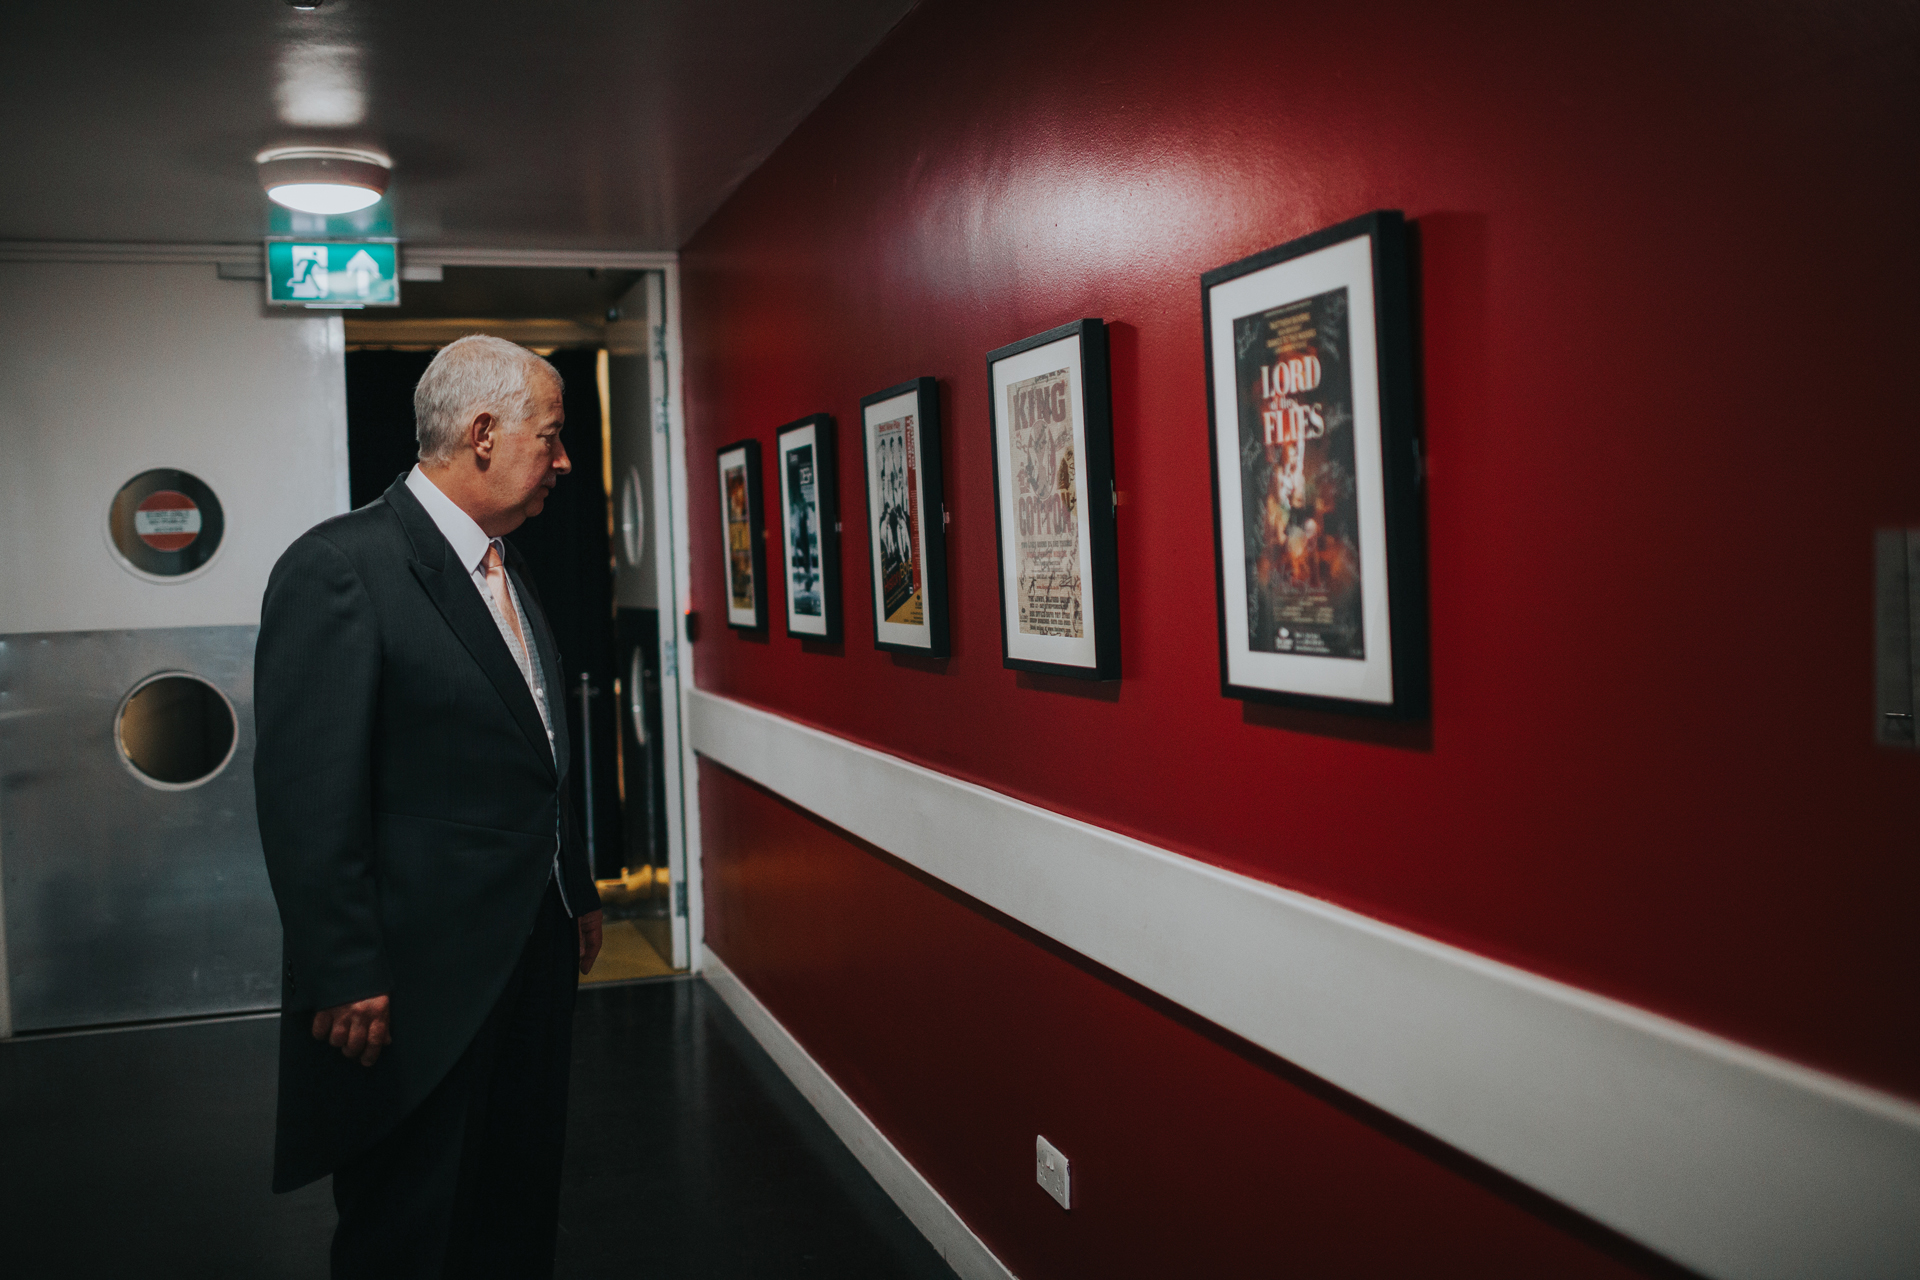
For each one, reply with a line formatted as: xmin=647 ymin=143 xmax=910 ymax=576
xmin=265 ymin=239 xmax=400 ymax=308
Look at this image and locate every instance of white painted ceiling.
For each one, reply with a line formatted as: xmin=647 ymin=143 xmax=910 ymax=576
xmin=0 ymin=0 xmax=915 ymax=250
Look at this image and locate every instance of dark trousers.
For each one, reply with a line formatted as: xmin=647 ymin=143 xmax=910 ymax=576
xmin=331 ymin=883 xmax=579 ymax=1280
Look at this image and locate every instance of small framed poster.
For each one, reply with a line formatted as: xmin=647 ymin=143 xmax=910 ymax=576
xmin=775 ymin=414 xmax=842 ymax=641
xmin=1202 ymin=209 xmax=1428 ymax=717
xmin=716 ymin=440 xmax=767 ymax=630
xmin=986 ymin=319 xmax=1120 ymax=680
xmin=859 ymin=377 xmax=949 ymax=656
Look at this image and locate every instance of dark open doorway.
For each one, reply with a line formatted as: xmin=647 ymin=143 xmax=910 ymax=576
xmin=342 ymin=266 xmax=678 ymax=979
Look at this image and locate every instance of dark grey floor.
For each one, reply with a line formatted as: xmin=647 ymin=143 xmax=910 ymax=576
xmin=0 ymin=979 xmax=958 ymax=1279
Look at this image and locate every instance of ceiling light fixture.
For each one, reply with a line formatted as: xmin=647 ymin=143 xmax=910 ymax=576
xmin=256 ymin=145 xmax=390 ymax=214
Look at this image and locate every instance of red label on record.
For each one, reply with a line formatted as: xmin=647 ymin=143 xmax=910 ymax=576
xmin=134 ymin=491 xmax=201 ymax=551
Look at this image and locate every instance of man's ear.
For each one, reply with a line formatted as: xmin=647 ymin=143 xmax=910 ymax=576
xmin=469 ymin=411 xmax=497 ymax=462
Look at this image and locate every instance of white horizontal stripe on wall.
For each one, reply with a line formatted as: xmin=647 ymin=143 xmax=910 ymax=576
xmin=690 ymin=690 xmax=1920 ymax=1280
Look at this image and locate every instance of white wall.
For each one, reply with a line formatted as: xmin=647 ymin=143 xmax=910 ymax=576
xmin=0 ymin=261 xmax=348 ymax=634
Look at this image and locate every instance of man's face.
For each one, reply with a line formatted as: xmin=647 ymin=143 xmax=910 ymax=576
xmin=490 ymin=375 xmax=569 ymax=530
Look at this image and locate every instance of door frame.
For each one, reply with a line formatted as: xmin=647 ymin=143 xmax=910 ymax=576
xmin=387 ymin=246 xmax=701 ymax=971
xmin=643 ymin=266 xmax=702 ymax=970
xmin=0 ymin=242 xmax=704 ymax=1020
xmin=425 ymin=249 xmax=701 ymax=971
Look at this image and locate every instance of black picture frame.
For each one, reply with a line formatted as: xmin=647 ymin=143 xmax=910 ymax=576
xmin=985 ymin=319 xmax=1121 ymax=680
xmin=775 ymin=413 xmax=843 ymax=642
xmin=858 ymin=377 xmax=950 ymax=657
xmin=716 ymin=438 xmax=768 ymax=631
xmin=1201 ymin=209 xmax=1429 ymax=718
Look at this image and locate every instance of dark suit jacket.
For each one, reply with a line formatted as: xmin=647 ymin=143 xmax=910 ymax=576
xmin=254 ymin=473 xmax=599 ymax=1192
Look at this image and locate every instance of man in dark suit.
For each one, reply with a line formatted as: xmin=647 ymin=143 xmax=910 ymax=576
xmin=255 ymin=335 xmax=603 ymax=1278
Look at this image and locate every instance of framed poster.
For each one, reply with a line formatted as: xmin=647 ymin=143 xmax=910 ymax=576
xmin=986 ymin=319 xmax=1120 ymax=680
xmin=775 ymin=414 xmax=842 ymax=641
xmin=858 ymin=377 xmax=949 ymax=656
xmin=716 ymin=439 xmax=767 ymax=630
xmin=1202 ymin=209 xmax=1428 ymax=717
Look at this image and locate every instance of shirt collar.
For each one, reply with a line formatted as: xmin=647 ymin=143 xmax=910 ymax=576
xmin=405 ymin=465 xmax=494 ymax=575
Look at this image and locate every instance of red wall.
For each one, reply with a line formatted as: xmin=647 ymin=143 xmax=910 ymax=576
xmin=681 ymin=0 xmax=1917 ymax=1270
xmin=703 ymin=762 xmax=1672 ymax=1278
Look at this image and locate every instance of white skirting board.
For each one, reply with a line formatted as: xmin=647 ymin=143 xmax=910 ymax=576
xmin=701 ymin=946 xmax=1020 ymax=1280
xmin=690 ymin=690 xmax=1920 ymax=1280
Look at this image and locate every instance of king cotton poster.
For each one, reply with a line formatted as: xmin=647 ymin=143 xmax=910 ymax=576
xmin=1008 ymin=367 xmax=1084 ymax=638
xmin=988 ymin=321 xmax=1114 ymax=678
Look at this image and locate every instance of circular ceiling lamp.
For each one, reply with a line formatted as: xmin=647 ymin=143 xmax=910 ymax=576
xmin=256 ymin=145 xmax=390 ymax=214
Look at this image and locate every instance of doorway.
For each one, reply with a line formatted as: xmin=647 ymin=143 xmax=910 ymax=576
xmin=343 ymin=264 xmax=692 ymax=979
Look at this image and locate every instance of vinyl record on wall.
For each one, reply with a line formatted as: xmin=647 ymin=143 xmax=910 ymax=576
xmin=107 ymin=469 xmax=225 ymax=578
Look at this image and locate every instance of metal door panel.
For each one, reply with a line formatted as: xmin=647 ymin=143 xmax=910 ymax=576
xmin=0 ymin=626 xmax=277 ymax=1031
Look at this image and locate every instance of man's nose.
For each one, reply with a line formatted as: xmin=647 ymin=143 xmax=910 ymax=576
xmin=551 ymin=442 xmax=572 ymax=475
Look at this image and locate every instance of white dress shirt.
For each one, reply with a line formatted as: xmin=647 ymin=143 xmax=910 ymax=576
xmin=405 ymin=465 xmax=573 ymax=914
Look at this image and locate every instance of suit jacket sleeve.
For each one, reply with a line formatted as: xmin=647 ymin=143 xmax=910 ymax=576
xmin=559 ymin=784 xmax=602 ymax=915
xmin=254 ymin=532 xmax=392 ymax=1010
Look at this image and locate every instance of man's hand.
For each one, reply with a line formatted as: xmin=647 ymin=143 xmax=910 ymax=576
xmin=577 ymin=910 xmax=604 ymax=976
xmin=312 ymin=994 xmax=391 ymax=1067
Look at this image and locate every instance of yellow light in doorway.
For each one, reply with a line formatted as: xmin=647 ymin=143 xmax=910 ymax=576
xmin=597 ymin=349 xmax=614 ymax=533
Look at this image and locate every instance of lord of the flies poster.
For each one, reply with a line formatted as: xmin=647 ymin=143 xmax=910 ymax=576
xmin=1233 ymin=286 xmax=1364 ymax=659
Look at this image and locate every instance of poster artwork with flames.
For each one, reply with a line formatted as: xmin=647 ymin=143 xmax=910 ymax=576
xmin=874 ymin=413 xmax=924 ymax=625
xmin=1233 ymin=286 xmax=1364 ymax=659
xmin=1009 ymin=367 xmax=1083 ymax=638
xmin=724 ymin=461 xmax=755 ymax=612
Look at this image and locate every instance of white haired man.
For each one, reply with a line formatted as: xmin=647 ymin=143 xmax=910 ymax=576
xmin=255 ymin=335 xmax=604 ymax=1277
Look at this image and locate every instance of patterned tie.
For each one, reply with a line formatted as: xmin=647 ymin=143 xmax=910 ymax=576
xmin=483 ymin=542 xmax=529 ymax=663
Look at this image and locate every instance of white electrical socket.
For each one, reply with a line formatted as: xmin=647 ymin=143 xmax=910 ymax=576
xmin=1035 ymin=1134 xmax=1071 ymax=1210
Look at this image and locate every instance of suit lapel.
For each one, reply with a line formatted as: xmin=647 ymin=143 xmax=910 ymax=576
xmin=386 ymin=477 xmax=557 ymax=779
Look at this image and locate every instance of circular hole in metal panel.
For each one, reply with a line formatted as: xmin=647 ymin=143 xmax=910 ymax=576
xmin=620 ymin=465 xmax=645 ymax=567
xmin=116 ymin=673 xmax=237 ymax=789
xmin=108 ymin=469 xmax=225 ymax=578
